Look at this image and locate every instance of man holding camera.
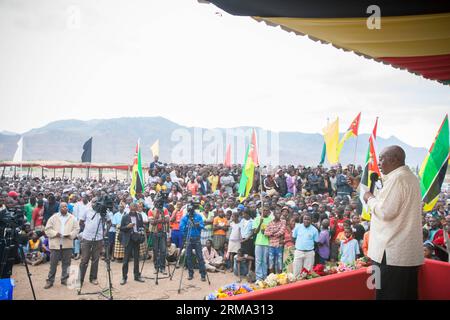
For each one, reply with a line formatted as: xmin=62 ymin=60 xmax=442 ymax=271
xmin=119 ymin=203 xmax=145 ymax=285
xmin=179 ymin=204 xmax=207 ymax=281
xmin=148 ymin=200 xmax=170 ymax=275
xmin=78 ymin=197 xmax=111 ymax=287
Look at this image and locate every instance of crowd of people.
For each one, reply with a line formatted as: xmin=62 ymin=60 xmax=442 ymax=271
xmin=1 ymin=155 xmax=449 ymax=290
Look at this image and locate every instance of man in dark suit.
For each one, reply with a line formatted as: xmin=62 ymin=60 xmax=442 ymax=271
xmin=198 ymin=175 xmax=211 ymax=195
xmin=119 ymin=203 xmax=145 ymax=285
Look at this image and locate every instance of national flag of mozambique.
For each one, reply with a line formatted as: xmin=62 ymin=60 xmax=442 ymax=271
xmin=238 ymin=129 xmax=259 ymax=201
xmin=337 ymin=112 xmax=361 ymax=156
xmin=419 ymin=115 xmax=449 ymax=212
xmin=360 ymin=118 xmax=381 ymax=221
xmin=130 ymin=139 xmax=145 ymax=198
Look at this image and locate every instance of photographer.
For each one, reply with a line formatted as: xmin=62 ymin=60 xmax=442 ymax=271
xmin=119 ymin=203 xmax=145 ymax=285
xmin=78 ymin=197 xmax=111 ymax=287
xmin=148 ymin=200 xmax=170 ymax=275
xmin=179 ymin=204 xmax=207 ymax=281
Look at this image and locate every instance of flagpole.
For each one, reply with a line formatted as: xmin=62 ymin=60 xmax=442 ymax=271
xmin=353 ymin=135 xmax=359 ymax=165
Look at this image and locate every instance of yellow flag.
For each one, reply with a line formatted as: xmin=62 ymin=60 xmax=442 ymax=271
xmin=323 ymin=118 xmax=339 ymax=165
xmin=151 ymin=139 xmax=159 ymax=157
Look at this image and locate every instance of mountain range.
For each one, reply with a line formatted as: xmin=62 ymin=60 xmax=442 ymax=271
xmin=0 ymin=117 xmax=428 ymax=167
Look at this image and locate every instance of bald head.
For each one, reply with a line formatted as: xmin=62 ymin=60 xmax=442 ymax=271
xmin=379 ymin=145 xmax=406 ymax=175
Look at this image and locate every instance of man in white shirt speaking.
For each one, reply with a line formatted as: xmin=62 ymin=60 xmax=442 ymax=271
xmin=356 ymin=145 xmax=423 ymax=300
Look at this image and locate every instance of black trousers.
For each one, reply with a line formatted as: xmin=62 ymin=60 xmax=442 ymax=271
xmin=152 ymin=232 xmax=167 ymax=271
xmin=373 ymin=252 xmax=419 ymax=300
xmin=122 ymin=239 xmax=140 ymax=280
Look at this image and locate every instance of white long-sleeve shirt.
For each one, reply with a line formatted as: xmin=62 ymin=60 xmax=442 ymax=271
xmin=367 ymin=166 xmax=424 ymax=267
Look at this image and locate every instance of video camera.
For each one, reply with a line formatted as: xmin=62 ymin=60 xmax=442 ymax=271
xmin=0 ymin=206 xmax=26 ymax=230
xmin=187 ymin=198 xmax=200 ymax=216
xmin=0 ymin=206 xmax=28 ymax=278
xmin=93 ymin=195 xmax=114 ymax=217
xmin=154 ymin=191 xmax=169 ymax=210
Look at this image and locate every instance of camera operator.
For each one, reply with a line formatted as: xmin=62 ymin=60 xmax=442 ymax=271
xmin=119 ymin=203 xmax=145 ymax=285
xmin=148 ymin=198 xmax=170 ymax=275
xmin=78 ymin=197 xmax=111 ymax=287
xmin=44 ymin=202 xmax=80 ymax=289
xmin=179 ymin=203 xmax=207 ymax=281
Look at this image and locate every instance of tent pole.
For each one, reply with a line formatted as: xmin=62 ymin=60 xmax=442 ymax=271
xmin=53 ymin=168 xmax=56 ymax=179
xmin=14 ymin=166 xmax=16 ymax=178
xmin=41 ymin=167 xmax=44 ymax=179
xmin=70 ymin=168 xmax=73 ymax=180
xmin=2 ymin=166 xmax=5 ymax=178
xmin=62 ymin=168 xmax=65 ymax=179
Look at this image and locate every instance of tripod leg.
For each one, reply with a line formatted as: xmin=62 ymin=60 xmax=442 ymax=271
xmin=139 ymin=233 xmax=150 ymax=275
xmin=177 ymin=238 xmax=190 ymax=294
xmin=18 ymin=245 xmax=37 ymax=300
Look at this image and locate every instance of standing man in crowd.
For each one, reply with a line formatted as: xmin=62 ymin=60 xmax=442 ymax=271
xmin=78 ymin=197 xmax=111 ymax=288
xmin=292 ymin=214 xmax=318 ymax=278
xmin=336 ymin=167 xmax=353 ymax=197
xmin=179 ymin=209 xmax=207 ymax=281
xmin=150 ymin=155 xmax=164 ymax=171
xmin=252 ymin=206 xmax=273 ymax=281
xmin=119 ymin=203 xmax=145 ymax=285
xmin=44 ymin=202 xmax=79 ymax=289
xmin=356 ymin=145 xmax=423 ymax=300
xmin=148 ymin=204 xmax=170 ymax=275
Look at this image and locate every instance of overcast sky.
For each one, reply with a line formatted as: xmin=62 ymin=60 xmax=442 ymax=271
xmin=0 ymin=0 xmax=449 ymax=148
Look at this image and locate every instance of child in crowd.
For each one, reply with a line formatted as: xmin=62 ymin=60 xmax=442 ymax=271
xmin=339 ymin=227 xmax=360 ymax=264
xmin=25 ymin=231 xmax=46 ymax=266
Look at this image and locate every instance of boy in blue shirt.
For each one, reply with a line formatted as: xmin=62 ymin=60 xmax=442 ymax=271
xmin=339 ymin=227 xmax=360 ymax=264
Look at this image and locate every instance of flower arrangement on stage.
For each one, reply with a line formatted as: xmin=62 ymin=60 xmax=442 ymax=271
xmin=206 ymin=258 xmax=372 ymax=300
xmin=206 ymin=283 xmax=256 ymax=300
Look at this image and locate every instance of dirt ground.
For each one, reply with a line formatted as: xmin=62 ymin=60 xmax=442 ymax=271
xmin=11 ymin=259 xmax=238 ymax=300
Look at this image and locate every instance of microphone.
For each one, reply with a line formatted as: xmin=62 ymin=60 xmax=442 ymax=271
xmin=369 ymin=172 xmax=379 ymax=194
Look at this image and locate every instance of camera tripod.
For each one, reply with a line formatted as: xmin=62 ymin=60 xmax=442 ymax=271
xmin=170 ymin=216 xmax=210 ymax=294
xmin=139 ymin=230 xmax=174 ymax=285
xmin=0 ymin=228 xmax=36 ymax=300
xmin=77 ymin=211 xmax=113 ymax=300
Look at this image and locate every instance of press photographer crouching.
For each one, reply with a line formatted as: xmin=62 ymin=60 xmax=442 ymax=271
xmin=148 ymin=192 xmax=170 ymax=275
xmin=119 ymin=203 xmax=145 ymax=285
xmin=78 ymin=196 xmax=111 ymax=287
xmin=179 ymin=200 xmax=207 ymax=281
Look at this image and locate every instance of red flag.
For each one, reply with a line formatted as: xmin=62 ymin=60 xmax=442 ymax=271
xmin=249 ymin=129 xmax=259 ymax=166
xmin=350 ymin=112 xmax=361 ymax=136
xmin=368 ymin=118 xmax=381 ymax=175
xmin=224 ymin=144 xmax=232 ymax=167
